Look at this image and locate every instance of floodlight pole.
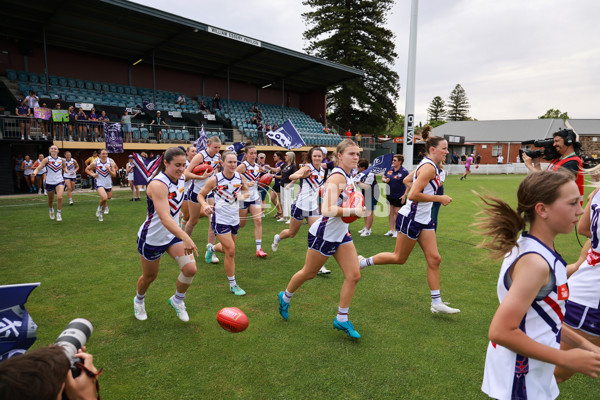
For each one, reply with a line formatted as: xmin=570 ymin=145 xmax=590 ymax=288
xmin=403 ymin=0 xmax=419 ymax=168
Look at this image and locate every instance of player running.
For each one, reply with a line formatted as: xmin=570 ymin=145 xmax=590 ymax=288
xmin=32 ymin=145 xmax=67 ymax=221
xmin=85 ymin=149 xmax=117 ymax=222
xmin=133 ymin=147 xmax=198 ymax=322
xmin=200 ymin=151 xmax=250 ymax=296
xmin=63 ymin=151 xmax=79 ymax=205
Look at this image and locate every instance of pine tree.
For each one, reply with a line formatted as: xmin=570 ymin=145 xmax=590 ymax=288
xmin=427 ymin=96 xmax=446 ymax=122
xmin=446 ymin=84 xmax=470 ymax=121
xmin=303 ymin=0 xmax=400 ymax=133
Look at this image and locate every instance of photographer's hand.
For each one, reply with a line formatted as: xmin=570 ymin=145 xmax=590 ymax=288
xmin=521 ymin=153 xmax=541 ymax=172
xmin=64 ymin=349 xmax=99 ymax=400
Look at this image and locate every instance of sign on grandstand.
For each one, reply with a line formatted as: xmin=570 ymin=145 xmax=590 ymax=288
xmin=208 ymin=26 xmax=261 ymax=47
xmin=75 ymin=103 xmax=94 ymax=111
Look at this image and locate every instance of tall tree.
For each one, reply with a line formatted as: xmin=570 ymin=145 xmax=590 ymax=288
xmin=303 ymin=0 xmax=400 ymax=133
xmin=427 ymin=96 xmax=446 ymax=122
xmin=538 ymin=108 xmax=569 ymax=120
xmin=446 ymin=84 xmax=470 ymax=121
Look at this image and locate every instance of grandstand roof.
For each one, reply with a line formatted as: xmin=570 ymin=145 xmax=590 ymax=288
xmin=1 ymin=0 xmax=364 ymax=94
xmin=434 ymin=119 xmax=567 ymax=143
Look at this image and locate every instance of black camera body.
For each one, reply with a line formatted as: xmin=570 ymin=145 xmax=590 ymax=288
xmin=520 ymin=138 xmax=559 ymax=161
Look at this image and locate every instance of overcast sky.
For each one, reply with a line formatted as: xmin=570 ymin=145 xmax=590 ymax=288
xmin=133 ymin=0 xmax=599 ymax=126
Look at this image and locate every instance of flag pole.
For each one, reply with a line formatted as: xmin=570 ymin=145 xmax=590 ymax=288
xmin=403 ymin=0 xmax=419 ymax=168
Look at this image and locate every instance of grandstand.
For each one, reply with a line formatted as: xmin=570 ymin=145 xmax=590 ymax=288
xmin=0 ymin=0 xmax=366 ymax=194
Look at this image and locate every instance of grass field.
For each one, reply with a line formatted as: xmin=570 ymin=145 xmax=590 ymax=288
xmin=1 ymin=174 xmax=598 ymax=399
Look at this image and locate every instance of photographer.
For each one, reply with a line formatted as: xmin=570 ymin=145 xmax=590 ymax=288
xmin=0 ymin=346 xmax=100 ymax=400
xmin=522 ymin=129 xmax=583 ymax=203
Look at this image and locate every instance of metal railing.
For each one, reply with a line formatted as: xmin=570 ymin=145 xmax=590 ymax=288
xmin=0 ymin=115 xmax=376 ymax=149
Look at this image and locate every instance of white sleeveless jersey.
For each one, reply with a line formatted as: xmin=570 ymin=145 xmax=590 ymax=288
xmin=45 ymin=156 xmax=64 ymax=185
xmin=126 ymin=161 xmax=134 ymax=180
xmin=294 ymin=164 xmax=325 ymax=211
xmin=212 ymin=172 xmax=243 ymax=226
xmin=568 ymin=189 xmax=600 ymax=308
xmin=241 ymin=160 xmax=260 ymax=202
xmin=137 ymin=172 xmax=185 ymax=246
xmin=22 ymin=159 xmax=33 ymax=175
xmin=191 ymin=150 xmax=220 ymax=194
xmin=308 ymin=167 xmax=356 ymax=243
xmin=64 ymin=159 xmax=77 ymax=178
xmin=36 ymin=159 xmax=47 ymax=175
xmin=482 ymin=233 xmax=569 ymax=400
xmin=399 ymin=157 xmax=441 ymax=224
xmin=94 ymin=159 xmax=113 ymax=189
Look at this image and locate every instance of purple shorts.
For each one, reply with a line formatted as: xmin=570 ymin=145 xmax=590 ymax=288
xmin=188 ymin=189 xmax=213 ymax=204
xmin=290 ymin=203 xmax=319 ymax=221
xmin=211 ymin=220 xmax=240 ymax=236
xmin=465 ymin=165 xmax=471 ymax=171
xmin=240 ymin=198 xmax=261 ymax=210
xmin=45 ymin=182 xmax=65 ymax=192
xmin=137 ymin=236 xmax=182 ymax=261
xmin=396 ymin=213 xmax=435 ymax=240
xmin=308 ymin=231 xmax=353 ymax=257
xmin=564 ymin=300 xmax=600 ymax=336
xmin=64 ymin=177 xmax=77 ymax=182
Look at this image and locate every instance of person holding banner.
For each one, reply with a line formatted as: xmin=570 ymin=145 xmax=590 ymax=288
xmin=150 ymin=111 xmax=168 ymax=142
xmin=134 ymin=147 xmax=198 ymax=322
xmin=99 ymin=110 xmax=110 ymax=140
xmin=272 ymin=146 xmax=325 ymax=252
xmin=63 ymin=151 xmax=79 ymax=205
xmin=358 ymin=129 xmax=461 ymax=315
xmin=184 ymin=136 xmax=221 ymax=263
xmin=236 ymin=145 xmax=269 ymax=258
xmin=32 ymin=145 xmax=67 ymax=221
xmin=121 ymin=109 xmax=140 ymax=143
xmin=277 ymin=139 xmax=366 ymax=338
xmin=85 ymin=149 xmax=117 ymax=222
xmin=382 ymin=155 xmax=409 ymax=237
xmin=200 ymin=151 xmax=250 ymax=296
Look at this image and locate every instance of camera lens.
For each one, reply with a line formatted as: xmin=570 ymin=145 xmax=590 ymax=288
xmin=54 ymin=318 xmax=93 ymax=359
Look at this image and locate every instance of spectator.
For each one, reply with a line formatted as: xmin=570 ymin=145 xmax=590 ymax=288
xmin=198 ymin=100 xmax=207 ymax=114
xmin=451 ymin=152 xmax=459 ymax=164
xmin=150 ymin=111 xmax=168 ymax=142
xmin=382 ymin=154 xmax=409 ymax=237
xmin=39 ymin=102 xmax=49 ymax=140
xmin=85 ymin=150 xmax=99 ymax=169
xmin=99 ymin=110 xmax=110 ymax=141
xmin=76 ymin=107 xmax=87 ymax=142
xmin=121 ymin=109 xmax=140 ymax=143
xmin=344 ymin=129 xmax=352 ymax=138
xmin=250 ymin=103 xmax=258 ymax=113
xmin=25 ymin=90 xmax=39 ymax=137
xmin=16 ymin=99 xmax=31 ymax=140
xmin=176 ymin=94 xmax=186 ymax=105
xmin=497 ymin=154 xmax=504 ymax=164
xmin=67 ymin=106 xmax=77 ymax=141
xmin=476 ymin=152 xmax=481 ymax=165
xmin=213 ymin=93 xmax=221 ymax=110
xmin=0 ymin=346 xmax=101 ymax=400
xmin=251 ymin=114 xmax=258 ymax=126
xmin=88 ymin=108 xmax=100 ymax=142
xmin=256 ymin=120 xmax=265 ymax=145
xmin=53 ymin=102 xmax=67 ymax=141
xmin=272 ymin=122 xmax=278 ymax=132
xmin=355 ymin=131 xmax=362 ymax=144
xmin=460 ymin=153 xmax=466 ymax=164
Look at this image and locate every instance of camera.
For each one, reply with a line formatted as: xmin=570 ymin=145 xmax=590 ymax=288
xmin=55 ymin=318 xmax=93 ymax=378
xmin=519 ymin=138 xmax=559 ymax=161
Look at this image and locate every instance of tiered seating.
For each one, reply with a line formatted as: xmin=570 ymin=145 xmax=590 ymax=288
xmin=216 ymin=98 xmax=343 ymax=146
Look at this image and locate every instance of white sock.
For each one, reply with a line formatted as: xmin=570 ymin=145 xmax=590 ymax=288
xmin=337 ymin=307 xmax=349 ymax=322
xmin=135 ymin=292 xmax=145 ymax=304
xmin=97 ymin=205 xmax=102 ymax=211
xmin=228 ymin=275 xmax=236 ymax=288
xmin=274 ymin=234 xmax=280 ymax=244
xmin=207 ymin=243 xmax=215 ymax=253
xmin=359 ymin=257 xmax=373 ymax=269
xmin=283 ymin=290 xmax=293 ymax=303
xmin=256 ymin=240 xmax=262 ymax=251
xmin=49 ymin=208 xmax=54 ymax=212
xmin=173 ymin=291 xmax=186 ymax=304
xmin=431 ymin=290 xmax=442 ymax=305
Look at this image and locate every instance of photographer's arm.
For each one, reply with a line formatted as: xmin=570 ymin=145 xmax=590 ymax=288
xmin=64 ymin=350 xmax=99 ymax=400
xmin=521 ymin=153 xmax=542 ymax=172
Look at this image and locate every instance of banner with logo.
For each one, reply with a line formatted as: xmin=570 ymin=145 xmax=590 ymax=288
xmin=0 ymin=283 xmax=40 ymax=361
xmin=34 ymin=107 xmax=51 ymax=120
xmin=104 ymin=123 xmax=124 ymax=153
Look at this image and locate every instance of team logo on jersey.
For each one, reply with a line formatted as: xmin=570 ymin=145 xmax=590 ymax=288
xmin=557 ymin=283 xmax=569 ymax=300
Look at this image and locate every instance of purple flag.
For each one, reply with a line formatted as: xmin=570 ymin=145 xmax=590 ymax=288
xmin=193 ymin=126 xmax=207 ymax=152
xmin=104 ymin=123 xmax=124 ymax=153
xmin=133 ymin=153 xmax=163 ymax=186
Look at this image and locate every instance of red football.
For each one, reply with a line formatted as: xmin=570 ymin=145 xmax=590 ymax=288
xmin=258 ymin=174 xmax=274 ymax=188
xmin=341 ymin=191 xmax=364 ymax=223
xmin=193 ymin=164 xmax=213 ymax=175
xmin=216 ymin=307 xmax=249 ymax=333
xmin=318 ymin=186 xmax=325 ymax=199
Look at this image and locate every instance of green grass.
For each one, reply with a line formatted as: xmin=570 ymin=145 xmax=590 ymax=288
xmin=1 ymin=175 xmax=598 ymax=399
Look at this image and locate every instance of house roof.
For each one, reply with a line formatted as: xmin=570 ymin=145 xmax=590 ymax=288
xmin=434 ymin=119 xmax=567 ymax=143
xmin=566 ymin=119 xmax=600 ymax=135
xmin=1 ymin=0 xmax=364 ymax=94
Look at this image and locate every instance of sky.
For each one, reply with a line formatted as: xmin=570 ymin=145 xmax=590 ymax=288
xmin=132 ymin=0 xmax=600 ymax=126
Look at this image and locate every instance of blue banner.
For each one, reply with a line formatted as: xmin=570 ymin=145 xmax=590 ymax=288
xmin=104 ymin=123 xmax=124 ymax=153
xmin=267 ymin=120 xmax=305 ymax=149
xmin=0 ymin=283 xmax=40 ymax=361
xmin=363 ymin=153 xmax=394 ymax=176
xmin=226 ymin=142 xmax=247 ymax=153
